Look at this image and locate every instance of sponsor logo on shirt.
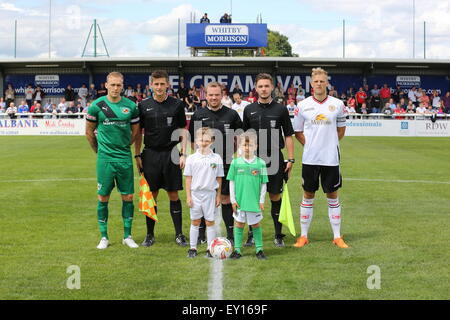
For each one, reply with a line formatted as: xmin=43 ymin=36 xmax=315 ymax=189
xmin=210 ymin=163 xmax=217 ymax=169
xmin=270 ymin=120 xmax=276 ymax=128
xmin=311 ymin=114 xmax=332 ymax=125
xmin=303 ymin=107 xmax=314 ymax=112
xmin=121 ymin=108 xmax=130 ymax=114
xmin=167 ymin=117 xmax=173 ymax=126
xmin=251 ymin=169 xmax=260 ymax=176
xmin=328 ymin=105 xmax=336 ymax=112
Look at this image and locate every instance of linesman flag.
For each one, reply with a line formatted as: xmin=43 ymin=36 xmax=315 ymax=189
xmin=279 ymin=184 xmax=296 ymax=236
xmin=139 ymin=175 xmax=158 ymax=222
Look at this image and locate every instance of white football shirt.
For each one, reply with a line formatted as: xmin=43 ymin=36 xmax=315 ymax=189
xmin=231 ymin=100 xmax=250 ymax=121
xmin=294 ymin=95 xmax=346 ymax=166
xmin=184 ymin=151 xmax=224 ymax=191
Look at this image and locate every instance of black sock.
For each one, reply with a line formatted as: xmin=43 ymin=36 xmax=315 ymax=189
xmin=145 ymin=206 xmax=156 ymax=236
xmin=271 ymin=199 xmax=283 ymax=237
xmin=222 ymin=203 xmax=234 ymax=239
xmin=170 ymin=200 xmax=183 ymax=235
xmin=199 ymin=217 xmax=206 ymax=240
xmin=248 ymin=225 xmax=253 ymax=237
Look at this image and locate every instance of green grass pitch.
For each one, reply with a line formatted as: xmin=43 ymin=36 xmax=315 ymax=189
xmin=0 ymin=136 xmax=449 ymax=300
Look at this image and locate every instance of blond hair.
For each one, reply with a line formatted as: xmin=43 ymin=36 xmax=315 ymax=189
xmin=106 ymin=71 xmax=124 ymax=83
xmin=311 ymin=67 xmax=328 ymax=78
xmin=205 ymin=81 xmax=223 ymax=94
xmin=195 ymin=127 xmax=214 ymax=141
xmin=239 ymin=131 xmax=258 ymax=146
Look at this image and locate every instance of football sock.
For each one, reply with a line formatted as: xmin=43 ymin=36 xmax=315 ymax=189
xmin=170 ymin=200 xmax=183 ymax=235
xmin=248 ymin=226 xmax=253 ymax=238
xmin=198 ymin=217 xmax=206 ymax=240
xmin=206 ymin=225 xmax=216 ymax=247
xmin=327 ymin=198 xmax=341 ymax=239
xmin=122 ymin=201 xmax=134 ymax=239
xmin=271 ymin=200 xmax=283 ymax=237
xmin=234 ymin=226 xmax=244 ymax=254
xmin=252 ymin=226 xmax=263 ymax=253
xmin=97 ymin=201 xmax=109 ymax=239
xmin=300 ymin=198 xmax=314 ymax=237
xmin=221 ymin=204 xmax=234 ymax=239
xmin=189 ymin=224 xmax=199 ymax=249
xmin=145 ymin=206 xmax=156 ymax=236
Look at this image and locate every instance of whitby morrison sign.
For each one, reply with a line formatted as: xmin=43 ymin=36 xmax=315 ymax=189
xmin=186 ymin=23 xmax=268 ymax=48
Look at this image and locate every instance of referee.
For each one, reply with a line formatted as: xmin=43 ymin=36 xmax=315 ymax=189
xmin=189 ymin=82 xmax=243 ymax=244
xmin=243 ymin=73 xmax=295 ymax=247
xmin=135 ymin=70 xmax=188 ymax=247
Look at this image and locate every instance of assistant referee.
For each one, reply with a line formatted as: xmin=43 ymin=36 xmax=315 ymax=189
xmin=243 ymin=73 xmax=295 ymax=247
xmin=189 ymin=82 xmax=243 ymax=243
xmin=135 ymin=70 xmax=188 ymax=247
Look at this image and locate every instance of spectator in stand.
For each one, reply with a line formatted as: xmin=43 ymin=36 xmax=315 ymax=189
xmin=33 ymin=86 xmax=45 ymax=104
xmin=44 ymin=102 xmax=53 ymax=119
xmin=431 ymin=90 xmax=441 ymax=109
xmin=177 ymin=82 xmax=189 ymax=101
xmin=286 ymin=100 xmax=296 ymax=113
xmin=79 ymin=83 xmax=88 ymax=108
xmin=221 ymin=88 xmax=233 ymax=108
xmin=200 ymin=100 xmax=207 ymax=109
xmin=220 ymin=13 xmax=232 ymax=23
xmin=6 ymin=102 xmax=17 ymax=119
xmin=198 ymin=84 xmax=206 ymax=102
xmin=381 ymin=102 xmax=393 ymax=117
xmin=287 ymin=83 xmax=297 ymax=102
xmin=437 ymin=100 xmax=445 ymax=114
xmin=408 ymin=86 xmax=418 ymax=107
xmin=136 ymin=84 xmax=143 ymax=97
xmin=231 ymin=92 xmax=250 ymax=121
xmin=97 ymin=83 xmax=107 ymax=97
xmin=75 ymin=102 xmax=84 ymax=118
xmin=296 ymin=92 xmax=305 ymax=105
xmin=339 ymin=92 xmax=347 ymax=104
xmin=200 ymin=13 xmax=210 ymax=23
xmin=25 ymin=84 xmax=35 ymax=107
xmin=64 ymin=84 xmax=76 ymax=103
xmin=388 ymin=98 xmax=396 ymax=112
xmin=0 ymin=97 xmax=5 ymax=109
xmin=5 ymin=84 xmax=15 ymax=108
xmin=405 ymin=101 xmax=415 ymax=119
xmin=184 ymin=90 xmax=196 ymax=113
xmin=415 ymin=87 xmax=423 ymax=103
xmin=231 ymin=84 xmax=243 ymax=97
xmin=167 ymin=84 xmax=175 ymax=97
xmin=127 ymin=91 xmax=138 ymax=104
xmin=370 ymin=84 xmax=380 ymax=97
xmin=344 ymin=104 xmax=356 ymax=114
xmin=379 ymin=83 xmax=391 ymax=109
xmin=416 ymin=102 xmax=427 ymax=114
xmin=58 ymin=98 xmax=67 ymax=113
xmin=88 ymin=83 xmax=97 ymax=102
xmin=17 ymin=100 xmax=29 ymax=118
xmin=399 ymin=97 xmax=407 ymax=110
xmin=297 ymin=84 xmax=305 ymax=97
xmin=346 ymin=87 xmax=355 ymax=98
xmin=246 ymin=91 xmax=256 ymax=103
xmin=392 ymin=85 xmax=403 ymax=103
xmin=355 ymin=87 xmax=367 ymax=112
xmin=394 ymin=103 xmax=406 ymax=119
xmin=124 ymin=85 xmax=134 ymax=98
xmin=418 ymin=89 xmax=429 ymax=107
xmin=50 ymin=104 xmax=60 ymax=119
xmin=66 ymin=101 xmax=78 ymax=119
xmin=346 ymin=95 xmax=356 ymax=110
xmin=0 ymin=105 xmax=5 ymax=114
xmin=443 ymin=91 xmax=450 ymax=113
xmin=43 ymin=100 xmax=52 ymax=113
xmin=31 ymin=102 xmax=44 ymax=118
xmin=328 ymin=85 xmax=338 ymax=98
xmin=274 ymin=82 xmax=285 ymax=104
xmin=144 ymin=84 xmax=151 ymax=97
xmin=425 ymin=105 xmax=434 ymax=115
xmin=360 ymin=103 xmax=369 ymax=115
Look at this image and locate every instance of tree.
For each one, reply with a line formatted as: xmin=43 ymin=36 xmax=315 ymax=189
xmin=262 ymin=29 xmax=298 ymax=57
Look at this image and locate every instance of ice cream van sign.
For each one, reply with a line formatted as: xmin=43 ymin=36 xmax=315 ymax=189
xmin=205 ymin=25 xmax=249 ymax=46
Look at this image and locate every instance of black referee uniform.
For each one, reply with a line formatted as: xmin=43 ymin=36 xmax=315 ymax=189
xmin=189 ymin=105 xmax=243 ymax=240
xmin=243 ymin=99 xmax=295 ymax=243
xmin=138 ymin=95 xmax=187 ymax=244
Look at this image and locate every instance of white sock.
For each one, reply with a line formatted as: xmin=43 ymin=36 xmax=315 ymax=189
xmin=327 ymin=198 xmax=341 ymax=239
xmin=190 ymin=224 xmax=199 ymax=249
xmin=206 ymin=225 xmax=216 ymax=248
xmin=300 ymin=198 xmax=314 ymax=237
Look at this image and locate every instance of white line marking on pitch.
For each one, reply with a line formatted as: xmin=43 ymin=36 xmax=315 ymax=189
xmin=208 ymin=206 xmax=224 ymax=301
xmin=345 ymin=178 xmax=450 ymax=185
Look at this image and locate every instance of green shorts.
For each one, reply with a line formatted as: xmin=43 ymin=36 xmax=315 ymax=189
xmin=96 ymin=159 xmax=134 ymax=196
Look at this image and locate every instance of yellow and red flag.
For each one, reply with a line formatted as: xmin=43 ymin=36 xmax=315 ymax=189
xmin=139 ymin=175 xmax=158 ymax=222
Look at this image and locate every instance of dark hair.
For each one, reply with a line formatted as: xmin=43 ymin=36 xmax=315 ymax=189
xmin=255 ymin=73 xmax=273 ymax=85
xmin=151 ymin=70 xmax=169 ymax=82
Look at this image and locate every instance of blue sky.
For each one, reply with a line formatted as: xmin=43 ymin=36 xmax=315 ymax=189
xmin=0 ymin=0 xmax=449 ymax=59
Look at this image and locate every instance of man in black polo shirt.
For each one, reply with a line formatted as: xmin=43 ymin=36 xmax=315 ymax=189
xmin=243 ymin=73 xmax=295 ymax=247
xmin=189 ymin=82 xmax=243 ymax=244
xmin=135 ymin=70 xmax=188 ymax=247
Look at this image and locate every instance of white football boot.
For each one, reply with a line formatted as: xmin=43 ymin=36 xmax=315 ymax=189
xmin=97 ymin=237 xmax=109 ymax=250
xmin=122 ymin=236 xmax=139 ymax=248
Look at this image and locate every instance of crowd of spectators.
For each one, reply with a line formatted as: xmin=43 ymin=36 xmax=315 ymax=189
xmin=1 ymin=80 xmax=450 ymax=119
xmin=200 ymin=12 xmax=232 ymax=23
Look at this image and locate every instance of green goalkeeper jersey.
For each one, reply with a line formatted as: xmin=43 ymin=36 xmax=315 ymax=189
xmin=227 ymin=157 xmax=269 ymax=212
xmin=86 ymin=96 xmax=139 ymax=161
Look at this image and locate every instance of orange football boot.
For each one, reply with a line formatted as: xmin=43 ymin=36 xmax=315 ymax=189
xmin=294 ymin=236 xmax=309 ymax=248
xmin=333 ymin=237 xmax=349 ymax=248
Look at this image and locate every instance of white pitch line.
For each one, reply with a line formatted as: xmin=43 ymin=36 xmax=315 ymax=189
xmin=208 ymin=206 xmax=224 ymax=301
xmin=0 ymin=177 xmax=97 ymax=183
xmin=344 ymin=178 xmax=450 ymax=185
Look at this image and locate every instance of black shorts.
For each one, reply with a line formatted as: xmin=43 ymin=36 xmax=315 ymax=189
xmin=302 ymin=164 xmax=342 ymax=193
xmin=142 ymin=148 xmax=183 ymax=192
xmin=266 ymin=152 xmax=286 ymax=195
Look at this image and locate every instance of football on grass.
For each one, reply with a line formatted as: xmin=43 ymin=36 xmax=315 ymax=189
xmin=209 ymin=237 xmax=233 ymax=260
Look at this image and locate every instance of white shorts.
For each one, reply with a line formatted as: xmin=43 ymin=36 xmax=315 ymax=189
xmin=233 ymin=210 xmax=263 ymax=226
xmin=190 ymin=190 xmax=216 ymax=222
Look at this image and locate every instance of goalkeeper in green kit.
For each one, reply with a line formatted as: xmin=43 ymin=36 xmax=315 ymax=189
xmin=85 ymin=72 xmax=141 ymax=249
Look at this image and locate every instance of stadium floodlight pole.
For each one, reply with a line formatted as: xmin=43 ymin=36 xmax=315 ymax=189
xmin=413 ymin=0 xmax=415 ymax=58
xmin=230 ymin=0 xmax=233 ymax=18
xmin=14 ymin=20 xmax=17 ymax=58
xmin=49 ymin=0 xmax=52 ymax=58
xmin=178 ymin=18 xmax=180 ymax=57
xmin=423 ymin=21 xmax=426 ymax=59
xmin=343 ymin=19 xmax=345 ymax=59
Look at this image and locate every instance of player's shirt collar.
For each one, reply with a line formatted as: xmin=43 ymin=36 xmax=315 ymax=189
xmin=152 ymin=94 xmax=168 ymax=103
xmin=242 ymin=156 xmax=256 ymax=164
xmin=257 ymin=98 xmax=273 ymax=107
xmin=312 ymin=95 xmax=329 ymax=104
xmin=207 ymin=105 xmax=223 ymax=112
